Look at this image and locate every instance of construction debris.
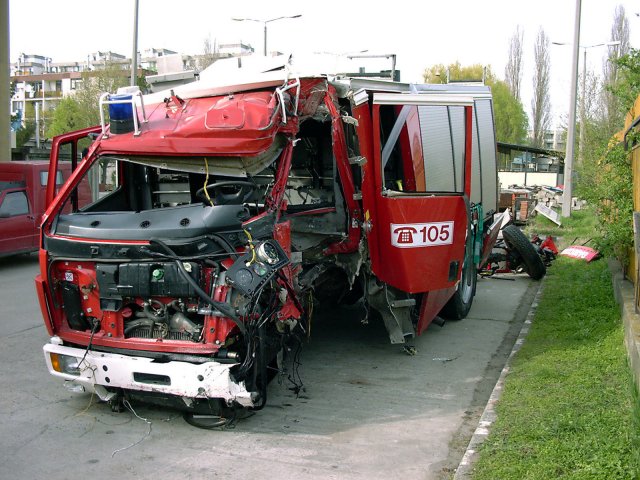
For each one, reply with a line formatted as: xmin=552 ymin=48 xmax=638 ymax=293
xmin=499 ymin=184 xmax=584 ymax=226
xmin=560 ymin=246 xmax=600 ymax=262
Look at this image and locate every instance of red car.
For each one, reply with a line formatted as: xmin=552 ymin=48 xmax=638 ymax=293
xmin=0 ymin=160 xmax=70 ymax=257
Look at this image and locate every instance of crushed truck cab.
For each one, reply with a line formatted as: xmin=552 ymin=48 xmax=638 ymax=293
xmin=37 ymin=55 xmax=503 ymax=416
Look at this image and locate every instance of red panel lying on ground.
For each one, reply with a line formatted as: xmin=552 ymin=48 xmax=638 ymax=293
xmin=560 ymin=245 xmax=600 ymax=262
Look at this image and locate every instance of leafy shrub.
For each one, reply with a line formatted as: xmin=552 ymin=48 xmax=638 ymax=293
xmin=15 ymin=121 xmax=36 ymax=148
xmin=579 ymin=138 xmax=634 ymax=265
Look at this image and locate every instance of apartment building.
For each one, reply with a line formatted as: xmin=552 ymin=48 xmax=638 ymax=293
xmin=543 ymin=129 xmax=566 ymax=152
xmin=9 ymin=45 xmax=255 ymax=128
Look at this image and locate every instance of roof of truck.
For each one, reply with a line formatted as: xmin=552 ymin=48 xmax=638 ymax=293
xmin=96 ymin=54 xmax=493 ymax=159
xmin=137 ymin=54 xmax=492 ymax=115
xmin=142 ymin=54 xmax=322 ymax=105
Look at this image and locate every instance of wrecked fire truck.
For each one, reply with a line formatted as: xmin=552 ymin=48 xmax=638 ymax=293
xmin=37 ymin=56 xmax=507 ymax=419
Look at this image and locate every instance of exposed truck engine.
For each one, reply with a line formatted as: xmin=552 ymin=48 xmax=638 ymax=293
xmin=36 ymin=55 xmax=505 ymax=421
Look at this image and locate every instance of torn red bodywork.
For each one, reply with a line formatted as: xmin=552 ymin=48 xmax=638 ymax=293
xmin=36 ymin=57 xmax=503 ymax=416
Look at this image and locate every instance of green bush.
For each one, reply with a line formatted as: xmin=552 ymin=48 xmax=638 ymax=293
xmin=579 ymin=139 xmax=634 ymax=266
xmin=15 ymin=121 xmax=36 ymax=148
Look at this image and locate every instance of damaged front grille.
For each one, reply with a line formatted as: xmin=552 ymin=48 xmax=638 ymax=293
xmin=126 ymin=326 xmax=196 ymax=342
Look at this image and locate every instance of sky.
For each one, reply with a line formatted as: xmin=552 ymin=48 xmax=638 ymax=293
xmin=9 ymin=0 xmax=640 ymax=129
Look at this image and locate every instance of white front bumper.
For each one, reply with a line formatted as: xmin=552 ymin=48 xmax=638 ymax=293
xmin=43 ymin=338 xmax=254 ymax=407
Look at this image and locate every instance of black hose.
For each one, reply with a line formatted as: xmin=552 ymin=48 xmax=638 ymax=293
xmin=143 ymin=249 xmax=233 ymax=261
xmin=148 ymin=238 xmax=246 ymax=336
xmin=250 ymin=322 xmax=268 ymax=411
xmin=208 ymin=233 xmax=240 ymax=258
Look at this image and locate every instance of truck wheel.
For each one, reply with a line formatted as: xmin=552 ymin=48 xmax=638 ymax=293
xmin=440 ymin=250 xmax=477 ymax=320
xmin=502 ymin=224 xmax=546 ymax=280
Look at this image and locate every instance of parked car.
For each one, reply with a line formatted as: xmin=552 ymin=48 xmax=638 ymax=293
xmin=0 ymin=161 xmax=70 ymax=257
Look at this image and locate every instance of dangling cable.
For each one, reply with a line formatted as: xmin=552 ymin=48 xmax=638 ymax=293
xmin=203 ymin=157 xmax=214 ymax=207
xmin=243 ymin=229 xmax=257 ymax=265
xmin=111 ymin=400 xmax=152 ymax=457
xmin=148 ymin=238 xmax=246 ymax=335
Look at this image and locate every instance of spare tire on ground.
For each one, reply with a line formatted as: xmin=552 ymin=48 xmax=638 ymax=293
xmin=501 ymin=224 xmax=546 ymax=280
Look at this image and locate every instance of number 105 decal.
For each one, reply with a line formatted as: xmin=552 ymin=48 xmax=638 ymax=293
xmin=390 ymin=222 xmax=454 ymax=248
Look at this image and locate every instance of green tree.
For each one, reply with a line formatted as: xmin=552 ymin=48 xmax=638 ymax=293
xmin=608 ymin=48 xmax=640 ymax=114
xmin=46 ymin=97 xmax=83 ymax=137
xmin=531 ymin=28 xmax=551 ymax=148
xmin=423 ymin=62 xmax=495 ymax=84
xmin=491 ymin=80 xmax=528 ymax=143
xmin=602 ymin=5 xmax=631 ymax=134
xmin=505 ymin=26 xmax=524 ymax=101
xmin=46 ymin=62 xmax=130 ymax=138
xmin=199 ymin=36 xmax=218 ymax=71
xmin=423 ymin=62 xmax=527 ymax=143
xmin=579 ymin=139 xmax=633 ymax=264
xmin=576 ymin=46 xmax=640 ymax=265
xmin=15 ymin=122 xmax=36 ymax=148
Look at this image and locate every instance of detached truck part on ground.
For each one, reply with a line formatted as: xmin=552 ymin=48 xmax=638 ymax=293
xmin=36 ymin=55 xmax=505 ymax=418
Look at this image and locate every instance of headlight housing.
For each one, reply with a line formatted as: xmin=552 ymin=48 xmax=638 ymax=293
xmin=49 ymin=352 xmax=81 ymax=376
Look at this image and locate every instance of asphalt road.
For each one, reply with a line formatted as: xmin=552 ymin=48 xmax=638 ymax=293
xmin=0 ymin=253 xmax=537 ymax=480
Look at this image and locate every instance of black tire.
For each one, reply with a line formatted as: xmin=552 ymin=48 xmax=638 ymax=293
xmin=502 ymin=224 xmax=546 ymax=280
xmin=440 ymin=246 xmax=477 ymax=320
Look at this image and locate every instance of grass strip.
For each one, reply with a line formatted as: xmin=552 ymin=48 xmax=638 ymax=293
xmin=472 ymin=212 xmax=640 ymax=479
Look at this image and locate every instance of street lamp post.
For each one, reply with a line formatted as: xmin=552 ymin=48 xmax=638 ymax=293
xmin=578 ymin=41 xmax=620 ymax=164
xmin=562 ymin=0 xmax=582 ymax=218
xmin=0 ymin=0 xmax=9 ymax=162
xmin=579 ymin=48 xmax=586 ymax=165
xmin=131 ymin=0 xmax=139 ymax=87
xmin=232 ymin=15 xmax=302 ymax=56
xmin=551 ymin=0 xmax=623 ymax=217
xmin=553 ymin=40 xmax=621 ymax=166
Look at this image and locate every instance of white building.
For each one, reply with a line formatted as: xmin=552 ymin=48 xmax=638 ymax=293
xmin=10 ymin=72 xmax=83 ymax=128
xmin=86 ymin=51 xmax=129 ymax=71
xmin=529 ymin=129 xmax=566 ymax=152
xmin=141 ymin=48 xmax=180 ymax=72
xmin=12 ymin=53 xmax=51 ymax=76
xmin=218 ymin=43 xmax=254 ymax=57
xmin=9 ymin=43 xmax=256 ymax=126
xmin=543 ymin=129 xmax=566 ymax=152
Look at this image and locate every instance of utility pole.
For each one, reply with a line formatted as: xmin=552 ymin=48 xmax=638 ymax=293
xmin=553 ymin=39 xmax=621 ymax=167
xmin=263 ymin=22 xmax=267 ymax=57
xmin=35 ymin=103 xmax=40 ymax=149
xmin=41 ymin=79 xmax=45 ymax=136
xmin=578 ymin=48 xmax=586 ymax=165
xmin=0 ymin=0 xmax=10 ymax=162
xmin=562 ymin=0 xmax=582 ymax=218
xmin=131 ymin=0 xmax=139 ymax=87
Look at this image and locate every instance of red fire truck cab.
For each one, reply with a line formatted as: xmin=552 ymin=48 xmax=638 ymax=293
xmin=37 ymin=56 xmax=504 ymax=417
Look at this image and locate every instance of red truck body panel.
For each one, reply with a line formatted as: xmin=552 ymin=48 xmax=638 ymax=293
xmin=35 ymin=62 xmax=503 ymax=414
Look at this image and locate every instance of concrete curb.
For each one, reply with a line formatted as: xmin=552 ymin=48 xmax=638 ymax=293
xmin=453 ymin=280 xmax=544 ymax=479
xmin=608 ymin=258 xmax=640 ymax=390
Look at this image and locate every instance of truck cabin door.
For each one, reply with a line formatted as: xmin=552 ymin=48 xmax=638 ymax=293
xmin=371 ymin=93 xmax=474 ymax=294
xmin=47 ymin=126 xmax=102 ymax=210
